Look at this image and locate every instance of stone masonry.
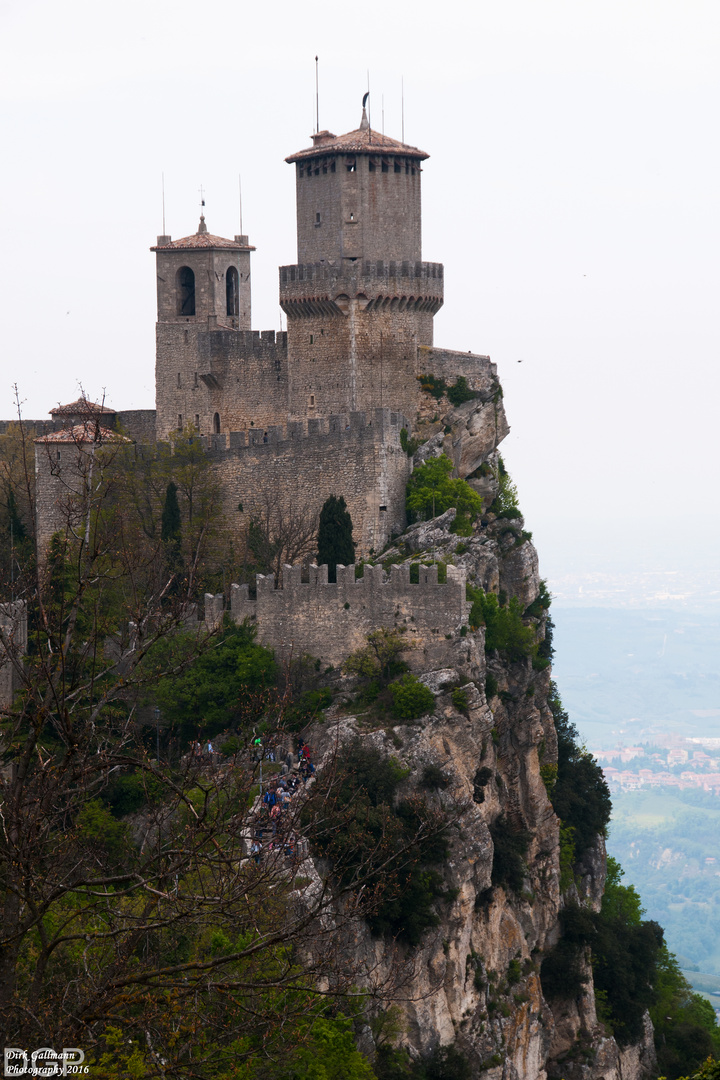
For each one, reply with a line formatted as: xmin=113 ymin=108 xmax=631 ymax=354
xmin=221 ymin=560 xmax=469 ymax=670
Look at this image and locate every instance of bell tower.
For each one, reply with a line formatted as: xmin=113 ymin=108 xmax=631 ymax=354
xmin=151 ymin=217 xmax=255 ymax=440
xmin=280 ymin=108 xmax=443 ymax=421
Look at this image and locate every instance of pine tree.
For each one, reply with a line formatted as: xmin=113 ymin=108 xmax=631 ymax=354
xmin=317 ymin=495 xmax=355 ymax=583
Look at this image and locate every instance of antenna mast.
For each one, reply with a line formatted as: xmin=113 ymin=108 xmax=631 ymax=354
xmin=238 ymin=174 xmax=243 ymax=234
xmin=401 ymin=76 xmax=405 ymax=143
xmin=161 ymin=172 xmax=166 ymax=234
xmin=315 ymin=55 xmax=319 ymax=133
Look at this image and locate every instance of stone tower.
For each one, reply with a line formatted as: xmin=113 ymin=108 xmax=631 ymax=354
xmin=281 ymin=108 xmax=444 ymax=421
xmin=152 ymin=217 xmax=255 ymax=440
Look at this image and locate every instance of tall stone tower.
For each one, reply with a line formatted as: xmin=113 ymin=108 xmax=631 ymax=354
xmin=281 ymin=108 xmax=444 ymax=421
xmin=152 ymin=217 xmax=254 ymax=440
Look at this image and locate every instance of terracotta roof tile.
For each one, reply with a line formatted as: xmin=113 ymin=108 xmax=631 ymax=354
xmin=151 ymin=217 xmax=255 ymax=252
xmin=50 ymin=398 xmax=115 ymax=416
xmin=286 ymin=125 xmax=428 ymax=164
xmin=35 ymin=423 xmax=130 ymax=445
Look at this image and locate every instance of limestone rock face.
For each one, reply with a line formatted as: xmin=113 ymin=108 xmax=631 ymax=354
xmin=445 ymin=397 xmax=511 ymax=479
xmin=303 ymin=499 xmax=654 ymax=1079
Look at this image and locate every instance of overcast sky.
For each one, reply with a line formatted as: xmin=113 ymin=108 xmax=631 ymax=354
xmin=1 ymin=0 xmax=718 ymax=584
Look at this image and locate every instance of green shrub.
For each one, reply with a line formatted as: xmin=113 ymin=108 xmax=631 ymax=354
xmin=466 ymin=585 xmax=535 ymax=661
xmin=389 ymin=675 xmax=435 ymax=720
xmin=416 ymin=373 xmax=447 ymax=399
xmin=311 ymin=741 xmax=452 ymax=947
xmin=345 ymin=628 xmax=410 ymax=686
xmin=421 ymin=764 xmax=449 ymax=790
xmin=406 ymin=455 xmax=483 ymax=522
xmin=548 ymin=683 xmax=611 ymax=858
xmin=449 ymin=512 xmax=473 ymax=536
xmin=559 ymin=823 xmax=577 ymax=891
xmin=285 ymin=687 xmax=333 ymax=730
xmin=540 ymin=762 xmax=558 ymax=795
xmin=488 ymin=456 xmax=522 ymax=519
xmin=485 ymin=672 xmax=498 ymax=698
xmin=400 ymin=427 xmax=423 ymax=456
xmin=524 ymin=579 xmax=552 ymax=619
xmin=508 ymin=957 xmax=522 ymax=984
xmin=424 ymin=1044 xmax=472 ymax=1080
xmin=489 ymin=814 xmax=532 ymax=893
xmin=451 ymin=687 xmax=469 ymax=712
xmin=446 ymin=376 xmax=478 ymax=407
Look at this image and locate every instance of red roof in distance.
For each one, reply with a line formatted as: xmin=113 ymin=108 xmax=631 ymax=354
xmin=35 ymin=423 xmax=130 ymax=445
xmin=50 ymin=397 xmax=115 ymax=417
xmin=286 ymin=114 xmax=428 ymax=164
xmin=151 ymin=215 xmax=256 ymax=252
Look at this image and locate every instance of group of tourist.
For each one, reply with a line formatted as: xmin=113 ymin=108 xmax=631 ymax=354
xmin=248 ymin=737 xmax=316 ymax=866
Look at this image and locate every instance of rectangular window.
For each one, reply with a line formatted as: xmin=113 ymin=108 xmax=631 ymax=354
xmin=178 ymin=414 xmax=183 ymax=429
xmin=309 ymin=395 xmax=315 ymax=407
xmin=195 ymin=414 xmax=200 ymax=429
xmin=177 ymin=372 xmax=181 ymax=388
xmin=194 ymin=371 xmax=198 ymax=387
xmin=310 ymin=334 xmax=314 ymax=344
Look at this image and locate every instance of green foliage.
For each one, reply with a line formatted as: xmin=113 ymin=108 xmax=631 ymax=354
xmin=677 ymin=1061 xmax=720 ymax=1080
xmin=540 ymin=762 xmax=558 ymax=795
xmin=389 ymin=675 xmax=436 ymax=720
xmin=317 ymin=494 xmax=356 ymax=583
xmin=161 ymin=480 xmax=182 ymax=542
xmin=416 ymin=373 xmax=478 ymax=412
xmin=76 ymin=799 xmax=130 ymax=864
xmin=400 ymin=427 xmax=423 ymax=457
xmin=451 ymin=687 xmax=468 ymax=712
xmin=417 ymin=374 xmax=447 ymax=399
xmin=285 ymin=687 xmax=333 ymax=731
xmin=485 ymin=672 xmax=498 ymax=698
xmin=406 ymin=455 xmax=483 ymax=522
xmin=558 ymin=823 xmax=577 ymax=891
xmin=524 ymin=579 xmax=552 ymax=619
xmin=280 ymin=1015 xmax=376 ymax=1079
xmin=548 ymin=683 xmax=611 ymax=858
xmin=101 ymin=769 xmax=165 ymax=817
xmin=507 ymin=958 xmax=522 ymax=984
xmin=420 ymin=764 xmax=450 ymax=791
xmin=161 ymin=479 xmax=184 ymax=579
xmin=490 ymin=815 xmax=532 ymax=893
xmin=344 ymin=628 xmax=410 ymax=686
xmin=312 ymin=740 xmax=450 ymax=946
xmin=466 ymin=585 xmax=536 ymax=661
xmin=153 ymin=619 xmax=277 ymax=743
xmin=424 ymin=1044 xmax=472 ymax=1080
xmin=449 ymin=512 xmax=473 ymax=536
xmin=489 ymin=457 xmax=522 ymax=519
xmin=445 ymin=376 xmax=478 ymax=407
xmin=649 ymin=945 xmax=720 ymax=1077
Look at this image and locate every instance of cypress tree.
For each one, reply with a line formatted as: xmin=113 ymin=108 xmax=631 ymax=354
xmin=317 ymin=495 xmax=355 ymax=583
xmin=161 ymin=481 xmax=183 ymax=576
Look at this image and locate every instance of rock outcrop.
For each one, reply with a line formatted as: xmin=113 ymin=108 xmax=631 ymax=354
xmin=304 ymin=503 xmax=655 ymax=1080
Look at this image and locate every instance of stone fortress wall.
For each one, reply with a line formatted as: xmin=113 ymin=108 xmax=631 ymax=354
xmin=155 ymin=328 xmax=288 ymax=441
xmin=205 ymin=559 xmax=470 ymax=670
xmin=201 ymin=407 xmax=411 ymax=555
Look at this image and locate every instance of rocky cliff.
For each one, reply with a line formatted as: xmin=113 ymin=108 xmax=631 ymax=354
xmin=302 ymin=384 xmax=656 ymax=1079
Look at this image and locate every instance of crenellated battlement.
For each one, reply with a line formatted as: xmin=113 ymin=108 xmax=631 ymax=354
xmin=279 ymin=260 xmax=444 ymax=318
xmin=198 ymin=407 xmax=408 ymax=457
xmin=225 ymin=560 xmax=469 ymax=669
